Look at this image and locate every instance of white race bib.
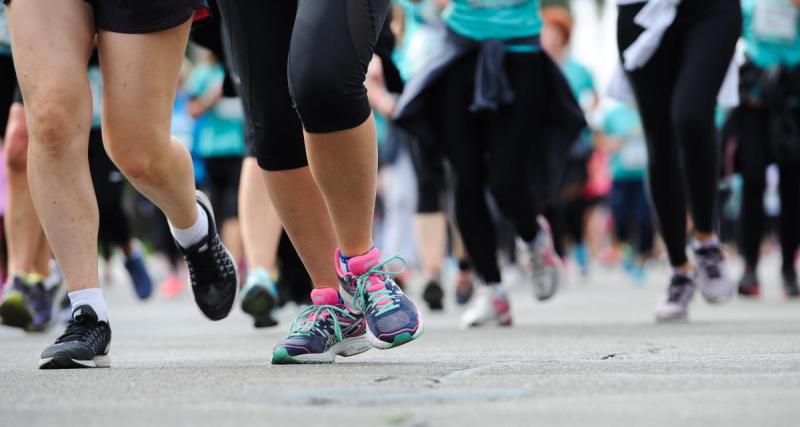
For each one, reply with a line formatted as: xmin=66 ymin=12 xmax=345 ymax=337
xmin=753 ymin=0 xmax=799 ymax=42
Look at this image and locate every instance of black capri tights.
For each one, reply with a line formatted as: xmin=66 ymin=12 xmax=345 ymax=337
xmin=617 ymin=0 xmax=741 ymax=266
xmin=217 ymin=0 xmax=391 ymax=171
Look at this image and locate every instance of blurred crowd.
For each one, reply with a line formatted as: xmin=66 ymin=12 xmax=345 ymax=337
xmin=1 ymin=0 xmax=799 ymax=332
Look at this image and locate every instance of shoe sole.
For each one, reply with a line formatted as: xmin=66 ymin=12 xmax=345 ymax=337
xmin=422 ymin=283 xmax=444 ymax=311
xmin=194 ymin=190 xmax=240 ymax=321
xmin=366 ymin=309 xmax=425 ymax=350
xmin=271 ymin=336 xmax=371 ymax=365
xmin=241 ymin=286 xmax=278 ymax=328
xmin=0 ymin=294 xmax=33 ymax=329
xmin=655 ymin=313 xmax=688 ymax=323
xmin=39 ymin=355 xmax=110 ymax=369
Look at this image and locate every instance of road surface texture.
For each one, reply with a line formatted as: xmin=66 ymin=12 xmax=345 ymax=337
xmin=1 ymin=254 xmax=799 ymax=426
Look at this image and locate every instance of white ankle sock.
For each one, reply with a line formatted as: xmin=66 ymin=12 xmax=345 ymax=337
xmin=169 ymin=203 xmax=209 ymax=249
xmin=68 ymin=288 xmax=109 ymax=322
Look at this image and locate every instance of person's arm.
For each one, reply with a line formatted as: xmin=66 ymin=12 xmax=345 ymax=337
xmin=366 ymin=55 xmax=397 ymax=117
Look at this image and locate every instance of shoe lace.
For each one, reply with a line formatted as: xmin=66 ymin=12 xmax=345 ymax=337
xmin=696 ymin=246 xmax=723 ymax=279
xmin=354 ymin=254 xmax=405 ymax=317
xmin=56 ymin=317 xmax=103 ymax=345
xmin=187 ymin=235 xmax=234 ymax=286
xmin=287 ymin=304 xmax=357 ymax=343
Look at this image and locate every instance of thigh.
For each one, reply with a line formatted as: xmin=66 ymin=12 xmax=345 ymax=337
xmin=437 ymin=54 xmax=485 ymax=182
xmin=97 ymin=19 xmax=192 ymax=146
xmin=671 ymin=0 xmax=741 ymax=127
xmin=5 ymin=0 xmax=94 ymax=123
xmin=617 ymin=4 xmax=679 ymax=151
xmin=487 ymin=53 xmax=546 ymax=183
xmin=216 ymin=0 xmax=306 ymax=171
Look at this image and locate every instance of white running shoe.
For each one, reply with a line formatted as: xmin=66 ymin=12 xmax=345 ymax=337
xmin=692 ymin=240 xmax=734 ymax=304
xmin=461 ymin=287 xmax=512 ymax=328
xmin=655 ymin=273 xmax=696 ymax=322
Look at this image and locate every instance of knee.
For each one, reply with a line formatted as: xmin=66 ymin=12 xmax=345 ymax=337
xmin=288 ymin=54 xmax=370 ymax=133
xmin=25 ymin=90 xmax=89 ymax=159
xmin=104 ymin=142 xmax=154 ymax=182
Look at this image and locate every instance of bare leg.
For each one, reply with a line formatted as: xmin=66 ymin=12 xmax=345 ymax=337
xmin=2 ymin=103 xmax=50 ymax=277
xmin=303 ymin=118 xmax=377 ymax=257
xmin=414 ymin=213 xmax=447 ymax=278
xmin=238 ymin=158 xmax=281 ymax=273
xmin=97 ymin=21 xmax=198 ymax=230
xmin=7 ymin=0 xmax=96 ymax=290
xmin=263 ymin=167 xmax=339 ymax=289
xmin=220 ymin=218 xmax=243 ymax=264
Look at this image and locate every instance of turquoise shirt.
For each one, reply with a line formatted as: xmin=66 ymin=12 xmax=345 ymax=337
xmin=742 ymin=0 xmax=800 ymax=68
xmin=186 ymin=63 xmax=245 ymax=158
xmin=562 ymin=58 xmax=595 ymax=109
xmin=0 ymin=6 xmax=11 ymax=56
xmin=603 ymin=103 xmax=647 ymax=181
xmin=444 ymin=0 xmax=542 ymax=49
xmin=88 ymin=66 xmax=103 ymax=129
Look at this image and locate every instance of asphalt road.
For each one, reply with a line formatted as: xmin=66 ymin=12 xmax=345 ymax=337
xmin=1 ymin=255 xmax=799 ymax=427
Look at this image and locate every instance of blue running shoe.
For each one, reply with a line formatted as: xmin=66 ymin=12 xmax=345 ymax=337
xmin=272 ymin=288 xmax=370 ymax=364
xmin=336 ymin=248 xmax=424 ymax=350
xmin=0 ymin=274 xmax=59 ymax=332
xmin=125 ymin=249 xmax=154 ymax=300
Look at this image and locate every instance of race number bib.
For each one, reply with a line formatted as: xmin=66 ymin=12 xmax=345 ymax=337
xmin=753 ymin=0 xmax=799 ymax=42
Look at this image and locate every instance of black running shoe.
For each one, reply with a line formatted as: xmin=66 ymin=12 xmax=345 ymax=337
xmin=422 ymin=279 xmax=444 ymax=311
xmin=783 ymin=270 xmax=800 ymax=298
xmin=40 ymin=305 xmax=111 ymax=369
xmin=178 ymin=191 xmax=240 ymax=321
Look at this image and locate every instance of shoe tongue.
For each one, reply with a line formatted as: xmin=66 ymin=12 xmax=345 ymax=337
xmin=310 ymin=288 xmax=340 ymax=306
xmin=72 ymin=304 xmax=98 ymax=322
xmin=346 ymin=248 xmax=382 ymax=276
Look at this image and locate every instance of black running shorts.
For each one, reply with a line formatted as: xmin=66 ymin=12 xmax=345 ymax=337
xmin=3 ymin=0 xmax=209 ymax=34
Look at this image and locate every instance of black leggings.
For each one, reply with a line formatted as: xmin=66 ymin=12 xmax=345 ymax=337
xmin=435 ymin=51 xmax=546 ymax=283
xmin=216 ymin=0 xmax=390 ymax=171
xmin=737 ymin=105 xmax=800 ymax=275
xmin=89 ymin=129 xmax=132 ymax=256
xmin=610 ymin=179 xmax=654 ymax=256
xmin=617 ymin=0 xmax=741 ymax=266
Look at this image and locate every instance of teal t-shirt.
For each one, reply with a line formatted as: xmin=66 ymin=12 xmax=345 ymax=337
xmin=603 ymin=103 xmax=647 ymax=181
xmin=88 ymin=66 xmax=103 ymax=129
xmin=0 ymin=6 xmax=11 ymax=56
xmin=444 ymin=0 xmax=542 ymax=48
xmin=562 ymin=58 xmax=595 ymax=110
xmin=742 ymin=0 xmax=800 ymax=68
xmin=185 ymin=63 xmax=245 ymax=158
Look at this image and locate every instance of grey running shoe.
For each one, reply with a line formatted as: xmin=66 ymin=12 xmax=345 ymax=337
xmin=692 ymin=241 xmax=734 ymax=304
xmin=517 ymin=216 xmax=561 ymax=301
xmin=655 ymin=273 xmax=696 ymax=322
